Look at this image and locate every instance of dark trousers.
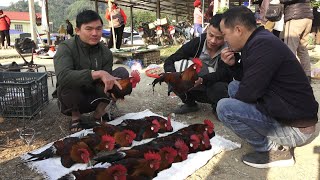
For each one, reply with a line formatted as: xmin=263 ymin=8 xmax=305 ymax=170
xmin=108 ymin=25 xmax=125 ymax=49
xmin=0 ymin=30 xmax=10 ymax=46
xmin=177 ymin=82 xmax=229 ymax=111
xmin=58 ymin=67 xmax=129 ymax=116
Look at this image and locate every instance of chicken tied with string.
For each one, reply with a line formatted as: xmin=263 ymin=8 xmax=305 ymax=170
xmin=94 ymin=70 xmax=140 ymax=121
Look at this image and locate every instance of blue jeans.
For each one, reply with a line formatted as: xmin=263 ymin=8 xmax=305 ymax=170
xmin=216 ymin=81 xmax=313 ymax=152
xmin=194 ymin=24 xmax=202 ymax=37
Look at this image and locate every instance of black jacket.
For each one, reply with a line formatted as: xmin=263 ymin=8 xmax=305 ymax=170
xmin=280 ymin=0 xmax=313 ymax=22
xmin=232 ymin=26 xmax=318 ymax=127
xmin=164 ymin=34 xmax=234 ymax=86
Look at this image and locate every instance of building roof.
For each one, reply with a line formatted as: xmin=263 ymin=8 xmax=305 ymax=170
xmin=3 ymin=11 xmax=41 ymax=21
xmin=91 ymin=0 xmax=211 ymax=17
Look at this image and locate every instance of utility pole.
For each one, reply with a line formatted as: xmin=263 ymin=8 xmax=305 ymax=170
xmin=28 ymin=0 xmax=37 ymax=43
xmin=45 ymin=0 xmax=51 ymax=45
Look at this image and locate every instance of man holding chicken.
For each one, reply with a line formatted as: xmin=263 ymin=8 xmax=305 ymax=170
xmin=54 ymin=10 xmax=128 ymax=132
xmin=164 ymin=14 xmax=234 ymax=115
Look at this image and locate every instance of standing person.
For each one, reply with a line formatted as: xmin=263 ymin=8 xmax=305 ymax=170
xmin=164 ymin=14 xmax=234 ymax=115
xmin=58 ymin=24 xmax=67 ymax=41
xmin=194 ymin=0 xmax=203 ymax=37
xmin=0 ymin=10 xmax=11 ymax=49
xmin=66 ymin=19 xmax=74 ymax=38
xmin=311 ymin=7 xmax=320 ymax=45
xmin=54 ymin=10 xmax=127 ymax=133
xmin=105 ymin=0 xmax=127 ymax=49
xmin=259 ymin=0 xmax=284 ymax=38
xmin=204 ymin=0 xmax=214 ymax=23
xmin=281 ymin=0 xmax=314 ymax=82
xmin=218 ymin=6 xmax=318 ymax=168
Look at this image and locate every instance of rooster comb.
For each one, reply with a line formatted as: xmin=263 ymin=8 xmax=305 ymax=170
xmin=109 ymin=164 xmax=127 ymax=174
xmin=175 ymin=139 xmax=189 ymax=152
xmin=144 ymin=151 xmax=161 ymax=161
xmin=152 ymin=120 xmax=161 ymax=132
xmin=204 ymin=119 xmax=214 ymax=129
xmin=102 ymin=134 xmax=116 ymax=144
xmin=192 ymin=58 xmax=202 ymax=67
xmin=123 ymin=129 xmax=136 ymax=139
xmin=161 ymin=147 xmax=178 ymax=157
xmin=190 ymin=134 xmax=201 ymax=142
xmin=130 ymin=70 xmax=141 ymax=82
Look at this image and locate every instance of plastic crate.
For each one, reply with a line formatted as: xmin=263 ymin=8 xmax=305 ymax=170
xmin=0 ymin=72 xmax=49 ymax=118
xmin=132 ymin=50 xmax=161 ymax=67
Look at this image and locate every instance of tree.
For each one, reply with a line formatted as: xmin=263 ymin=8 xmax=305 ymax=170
xmin=5 ymin=0 xmax=41 ymax=13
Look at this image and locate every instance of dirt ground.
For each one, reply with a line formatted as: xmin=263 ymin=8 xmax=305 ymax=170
xmin=0 ymin=48 xmax=320 ymax=180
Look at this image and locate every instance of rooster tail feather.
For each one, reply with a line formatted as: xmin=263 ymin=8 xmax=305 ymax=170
xmin=27 ymin=146 xmax=56 ymax=161
xmin=93 ymin=152 xmax=126 ymax=165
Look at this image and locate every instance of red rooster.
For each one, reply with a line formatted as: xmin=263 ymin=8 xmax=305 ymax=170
xmin=114 ymin=151 xmax=161 ymax=179
xmin=144 ymin=115 xmax=173 ymax=133
xmin=173 ymin=139 xmax=189 ymax=162
xmin=152 ymin=58 xmax=202 ymax=96
xmin=58 ymin=164 xmax=127 ymax=180
xmin=99 ymin=70 xmax=140 ymax=120
xmin=27 ymin=137 xmax=93 ymax=168
xmin=174 ymin=119 xmax=215 ymax=138
xmin=93 ymin=124 xmax=136 ymax=147
xmin=117 ymin=119 xmax=160 ymax=141
xmin=80 ymin=134 xmax=116 ymax=153
xmin=108 ymin=70 xmax=140 ymax=100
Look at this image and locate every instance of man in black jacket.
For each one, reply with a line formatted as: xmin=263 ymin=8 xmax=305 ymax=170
xmin=164 ymin=14 xmax=234 ymax=114
xmin=218 ymin=7 xmax=318 ymax=168
xmin=281 ymin=0 xmax=313 ymax=82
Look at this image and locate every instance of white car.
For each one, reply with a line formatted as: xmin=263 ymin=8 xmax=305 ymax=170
xmin=123 ymin=35 xmax=144 ymax=45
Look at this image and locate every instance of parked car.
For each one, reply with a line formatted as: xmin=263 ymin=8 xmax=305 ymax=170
xmin=123 ymin=35 xmax=144 ymax=45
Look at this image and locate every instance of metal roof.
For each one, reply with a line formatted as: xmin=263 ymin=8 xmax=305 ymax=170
xmin=91 ymin=0 xmax=211 ymax=17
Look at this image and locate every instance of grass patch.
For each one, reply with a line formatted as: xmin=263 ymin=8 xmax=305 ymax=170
xmin=160 ymin=45 xmax=180 ymax=61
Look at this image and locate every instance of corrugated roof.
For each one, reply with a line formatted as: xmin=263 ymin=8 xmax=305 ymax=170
xmin=91 ymin=0 xmax=211 ymax=17
xmin=3 ymin=11 xmax=41 ymax=21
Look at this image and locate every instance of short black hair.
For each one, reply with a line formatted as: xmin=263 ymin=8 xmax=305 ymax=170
xmin=221 ymin=6 xmax=256 ymax=30
xmin=209 ymin=14 xmax=223 ymax=30
xmin=76 ymin=10 xmax=103 ymax=28
xmin=0 ymin=10 xmax=3 ymax=14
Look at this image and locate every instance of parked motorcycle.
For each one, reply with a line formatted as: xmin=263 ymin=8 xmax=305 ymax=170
xmin=138 ymin=22 xmax=156 ymax=45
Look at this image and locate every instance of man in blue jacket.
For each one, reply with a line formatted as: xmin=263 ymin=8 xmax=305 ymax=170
xmin=218 ymin=6 xmax=318 ymax=168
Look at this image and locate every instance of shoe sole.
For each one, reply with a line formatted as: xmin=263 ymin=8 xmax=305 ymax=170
xmin=243 ymin=157 xmax=295 ymax=168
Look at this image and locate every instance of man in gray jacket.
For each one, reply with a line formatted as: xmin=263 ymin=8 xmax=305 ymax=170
xmin=281 ymin=0 xmax=313 ymax=82
xmin=54 ymin=10 xmax=127 ymax=132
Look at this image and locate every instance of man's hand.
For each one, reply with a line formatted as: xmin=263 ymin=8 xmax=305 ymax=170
xmin=92 ymin=70 xmax=122 ymax=94
xmin=194 ymin=77 xmax=203 ymax=87
xmin=221 ymin=47 xmax=236 ymax=66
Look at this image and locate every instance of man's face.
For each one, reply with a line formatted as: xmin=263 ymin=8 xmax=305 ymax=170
xmin=75 ymin=19 xmax=102 ymax=46
xmin=220 ymin=19 xmax=241 ymax=52
xmin=206 ymin=25 xmax=225 ymax=50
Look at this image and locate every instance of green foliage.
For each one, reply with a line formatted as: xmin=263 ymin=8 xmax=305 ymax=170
xmin=311 ymin=0 xmax=320 ymax=7
xmin=217 ymin=7 xmax=228 ymax=14
xmin=126 ymin=10 xmax=156 ymax=30
xmin=5 ymin=0 xmax=41 ymax=12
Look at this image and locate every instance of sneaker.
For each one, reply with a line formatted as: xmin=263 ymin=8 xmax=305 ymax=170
xmin=242 ymin=146 xmax=295 ymax=168
xmin=173 ymin=103 xmax=200 ymax=114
